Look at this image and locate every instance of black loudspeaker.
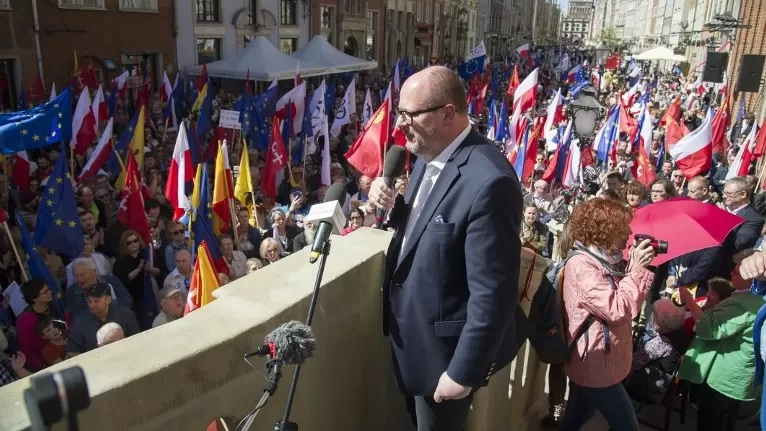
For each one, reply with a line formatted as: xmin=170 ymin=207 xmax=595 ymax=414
xmin=702 ymin=52 xmax=728 ymax=83
xmin=736 ymin=54 xmax=766 ymax=93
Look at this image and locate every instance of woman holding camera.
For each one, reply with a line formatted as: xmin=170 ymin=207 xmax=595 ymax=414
xmin=558 ymin=198 xmax=656 ymax=431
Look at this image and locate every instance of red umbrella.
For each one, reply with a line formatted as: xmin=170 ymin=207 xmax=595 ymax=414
xmin=626 ymin=197 xmax=745 ymax=265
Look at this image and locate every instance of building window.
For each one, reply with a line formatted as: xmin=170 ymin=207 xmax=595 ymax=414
xmin=425 ymin=0 xmax=431 ymax=24
xmin=279 ymin=38 xmax=297 ymax=54
xmin=58 ymin=0 xmax=105 ymax=9
xmin=280 ymin=0 xmax=296 ymax=25
xmin=197 ymin=38 xmax=221 ymax=64
xmin=196 ymin=0 xmax=220 ymax=22
xmin=247 ymin=0 xmax=258 ymax=25
xmin=119 ymin=0 xmax=158 ymax=12
xmin=321 ymin=6 xmax=333 ymax=29
xmin=0 ymin=0 xmax=11 ymax=10
xmin=416 ymin=0 xmax=422 ymax=22
xmin=367 ymin=11 xmax=378 ymax=60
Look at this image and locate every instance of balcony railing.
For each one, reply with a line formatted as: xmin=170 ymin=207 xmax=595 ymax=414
xmin=0 ymin=229 xmax=552 ymax=431
xmin=119 ymin=0 xmax=158 ymax=12
xmin=58 ymin=0 xmax=105 ymax=9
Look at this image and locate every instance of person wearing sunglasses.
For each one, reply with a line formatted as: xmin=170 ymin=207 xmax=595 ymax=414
xmin=113 ymin=230 xmax=160 ymax=330
xmin=164 ymin=222 xmax=190 ymax=274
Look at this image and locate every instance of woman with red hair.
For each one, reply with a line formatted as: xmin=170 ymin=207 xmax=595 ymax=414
xmin=557 ymin=198 xmax=657 ymax=431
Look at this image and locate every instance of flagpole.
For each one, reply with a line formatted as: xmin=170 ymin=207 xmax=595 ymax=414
xmin=69 ymin=144 xmax=75 ymax=181
xmin=3 ymin=221 xmax=29 ymax=282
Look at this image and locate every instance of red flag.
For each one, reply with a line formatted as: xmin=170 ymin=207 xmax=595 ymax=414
xmin=635 ymin=145 xmax=656 ymax=187
xmin=260 ymin=121 xmax=288 ymax=202
xmin=197 ymin=64 xmax=208 ymax=92
xmin=605 ymin=54 xmax=620 ymax=70
xmin=29 ymin=74 xmax=46 ymax=103
xmin=753 ymin=122 xmax=766 ymax=157
xmin=118 ymin=153 xmax=151 ymax=243
xmin=506 ymin=65 xmax=520 ymax=98
xmin=711 ymin=96 xmax=730 ymax=154
xmin=11 ymin=152 xmax=30 ymax=193
xmin=660 ymin=96 xmax=681 ymax=127
xmin=665 ymin=118 xmax=690 ymax=151
xmin=344 ymin=99 xmax=392 ymax=178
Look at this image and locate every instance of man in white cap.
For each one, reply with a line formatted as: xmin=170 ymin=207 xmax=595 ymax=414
xmin=152 ymin=286 xmax=185 ymax=328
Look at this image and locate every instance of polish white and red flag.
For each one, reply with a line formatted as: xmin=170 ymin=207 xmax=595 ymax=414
xmin=49 ymin=83 xmax=57 ymax=102
xmin=113 ymin=70 xmax=130 ymax=99
xmin=669 ymin=109 xmax=714 ymax=178
xmin=71 ymin=87 xmax=96 ymax=155
xmin=275 ymin=82 xmax=306 ymax=136
xmin=91 ymin=85 xmax=107 ymax=124
xmin=726 ymin=122 xmax=758 ymax=180
xmin=516 ymin=43 xmax=530 ymax=57
xmin=164 ymin=122 xmax=194 ymax=220
xmin=161 ymin=71 xmax=174 ymax=103
xmin=78 ymin=117 xmax=114 ymax=183
xmin=12 ymin=152 xmax=31 ymax=192
xmin=621 ymin=83 xmax=638 ymax=107
xmin=508 ymin=67 xmax=539 ymax=150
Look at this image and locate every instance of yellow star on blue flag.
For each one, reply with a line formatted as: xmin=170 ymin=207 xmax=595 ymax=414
xmin=0 ymin=89 xmax=73 ymax=153
xmin=34 ymin=145 xmax=84 ymax=258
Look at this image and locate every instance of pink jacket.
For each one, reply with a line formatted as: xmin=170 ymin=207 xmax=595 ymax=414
xmin=562 ymin=253 xmax=654 ymax=388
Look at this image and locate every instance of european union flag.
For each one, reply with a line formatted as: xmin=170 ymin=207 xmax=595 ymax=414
xmin=108 ymin=107 xmax=141 ymax=177
xmin=106 ymin=82 xmax=118 ymax=119
xmin=193 ymin=164 xmax=224 ymax=263
xmin=34 ymin=146 xmax=84 ymax=258
xmin=0 ymin=89 xmax=73 ymax=154
xmin=16 ymin=211 xmax=65 ymax=317
xmin=325 ymin=81 xmax=337 ymax=117
xmin=596 ymin=105 xmax=620 ymax=162
xmin=238 ymin=89 xmax=270 ymax=150
xmin=140 ymin=245 xmax=158 ymax=329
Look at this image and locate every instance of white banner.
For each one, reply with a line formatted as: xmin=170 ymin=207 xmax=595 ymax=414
xmin=219 ymin=109 xmax=241 ymax=129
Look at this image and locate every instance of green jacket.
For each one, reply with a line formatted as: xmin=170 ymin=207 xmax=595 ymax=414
xmin=678 ymin=291 xmax=764 ymax=401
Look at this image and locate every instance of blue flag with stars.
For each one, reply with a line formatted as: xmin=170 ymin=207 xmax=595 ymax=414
xmin=236 ymin=89 xmax=271 ymax=150
xmin=16 ymin=211 xmax=65 ymax=317
xmin=193 ymin=164 xmax=224 ymax=263
xmin=108 ymin=107 xmax=142 ymax=177
xmin=34 ymin=147 xmax=84 ymax=258
xmin=0 ymin=89 xmax=73 ymax=154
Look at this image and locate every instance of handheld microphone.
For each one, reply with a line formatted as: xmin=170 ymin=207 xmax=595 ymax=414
xmin=304 ymin=183 xmax=347 ymax=263
xmin=244 ymin=320 xmax=317 ymax=364
xmin=376 ymin=146 xmax=407 ymax=229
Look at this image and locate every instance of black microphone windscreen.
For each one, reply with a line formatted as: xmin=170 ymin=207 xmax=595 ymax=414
xmin=324 ymin=182 xmax=347 ymax=206
xmin=264 ymin=321 xmax=317 ymax=365
xmin=383 ymin=145 xmax=407 ymax=179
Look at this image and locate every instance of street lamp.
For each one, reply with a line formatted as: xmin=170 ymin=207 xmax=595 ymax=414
xmin=594 ymin=45 xmax=611 ymax=65
xmin=566 ymin=85 xmax=604 ymax=143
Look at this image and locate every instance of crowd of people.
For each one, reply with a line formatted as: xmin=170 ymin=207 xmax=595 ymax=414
xmin=0 ymin=43 xmax=765 ymax=431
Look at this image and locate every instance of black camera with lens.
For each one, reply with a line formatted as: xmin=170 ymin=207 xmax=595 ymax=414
xmin=634 ymin=234 xmax=668 ymax=255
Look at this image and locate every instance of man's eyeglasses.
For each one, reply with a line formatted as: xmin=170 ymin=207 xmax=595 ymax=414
xmin=395 ymin=104 xmax=447 ymax=125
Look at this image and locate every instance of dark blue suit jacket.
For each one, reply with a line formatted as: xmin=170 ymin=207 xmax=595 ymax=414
xmin=382 ymin=130 xmax=527 ymax=396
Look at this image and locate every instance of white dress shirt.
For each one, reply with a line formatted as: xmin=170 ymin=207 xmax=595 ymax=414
xmin=401 ymin=124 xmax=472 ymax=252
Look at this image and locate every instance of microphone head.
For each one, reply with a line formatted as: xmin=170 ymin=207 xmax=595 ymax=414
xmin=383 ymin=145 xmax=407 ymax=179
xmin=264 ymin=321 xmax=316 ymax=365
xmin=324 ymin=182 xmax=347 ymax=206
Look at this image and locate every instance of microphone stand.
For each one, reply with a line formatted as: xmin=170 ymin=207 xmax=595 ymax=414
xmin=273 ymin=239 xmax=332 ymax=431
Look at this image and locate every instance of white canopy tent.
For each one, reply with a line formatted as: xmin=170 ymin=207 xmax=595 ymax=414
xmin=185 ymin=36 xmax=329 ymax=81
xmin=633 ymin=46 xmax=687 ymax=62
xmin=291 ymin=35 xmax=378 ymax=73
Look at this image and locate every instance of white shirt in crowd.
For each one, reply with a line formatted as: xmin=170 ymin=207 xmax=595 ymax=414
xmin=163 ymin=268 xmax=190 ymax=297
xmin=65 ymin=253 xmax=113 ymax=287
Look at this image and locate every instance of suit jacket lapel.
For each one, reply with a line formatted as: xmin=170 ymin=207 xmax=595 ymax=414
xmin=397 ymin=133 xmax=476 ymax=266
xmin=404 ymin=158 xmax=426 ymax=206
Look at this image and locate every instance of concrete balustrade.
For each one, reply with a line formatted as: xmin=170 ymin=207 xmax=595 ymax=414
xmin=0 ymin=228 xmax=552 ymax=431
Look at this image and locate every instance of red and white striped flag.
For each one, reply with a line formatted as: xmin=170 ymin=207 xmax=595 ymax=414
xmin=78 ymin=117 xmax=114 ymax=182
xmin=165 ymin=122 xmax=194 ymax=220
xmin=71 ymin=88 xmax=96 ymax=155
xmin=669 ymin=109 xmax=714 ymax=179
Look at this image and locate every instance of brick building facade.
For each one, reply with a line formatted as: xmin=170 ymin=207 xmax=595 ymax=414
xmin=0 ymin=0 xmax=176 ymax=110
xmin=728 ymin=0 xmax=766 ymax=121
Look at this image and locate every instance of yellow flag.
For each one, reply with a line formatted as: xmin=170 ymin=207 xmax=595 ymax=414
xmin=191 ymin=83 xmax=208 ymax=114
xmin=211 ymin=142 xmax=231 ymax=235
xmin=191 ymin=163 xmax=203 ymax=212
xmin=234 ymin=144 xmax=252 ymax=206
xmin=184 ymin=242 xmax=220 ymax=315
xmin=115 ymin=106 xmax=146 ymax=189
